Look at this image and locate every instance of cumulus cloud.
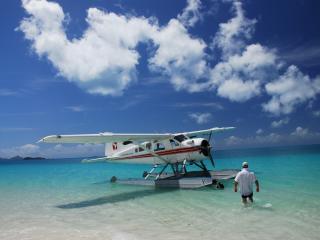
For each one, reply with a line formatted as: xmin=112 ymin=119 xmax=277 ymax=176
xmin=209 ymin=44 xmax=277 ymax=102
xmin=0 ymin=144 xmax=40 ymax=158
xmin=225 ymin=132 xmax=282 ymax=146
xmin=212 ymin=0 xmax=256 ymax=58
xmin=189 ymin=112 xmax=211 ymax=124
xmin=271 ymin=117 xmax=290 ymax=128
xmin=209 ymin=1 xmax=320 ymax=112
xmin=149 ymin=19 xmax=207 ymax=92
xmin=178 ymin=0 xmax=202 ymax=27
xmin=46 ymin=143 xmax=104 ymax=158
xmin=208 ymin=1 xmax=278 ymax=102
xmin=0 ymin=143 xmax=104 ymax=159
xmin=18 ymin=0 xmax=157 ymax=96
xmin=263 ymin=66 xmax=320 ymax=115
xmin=256 ymin=129 xmax=263 ymax=135
xmin=18 ymin=0 xmax=320 ymax=115
xmin=291 ymin=126 xmax=310 ymax=137
xmin=19 ymin=0 xmax=208 ymax=95
xmin=225 ymin=127 xmax=320 ymax=148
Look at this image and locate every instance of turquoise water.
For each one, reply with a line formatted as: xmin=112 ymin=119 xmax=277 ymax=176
xmin=1 ymin=145 xmax=320 ymax=240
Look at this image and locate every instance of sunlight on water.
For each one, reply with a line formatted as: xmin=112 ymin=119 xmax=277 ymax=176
xmin=0 ymin=145 xmax=320 ymax=240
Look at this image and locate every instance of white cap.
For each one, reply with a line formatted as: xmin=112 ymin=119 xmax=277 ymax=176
xmin=242 ymin=161 xmax=248 ymax=168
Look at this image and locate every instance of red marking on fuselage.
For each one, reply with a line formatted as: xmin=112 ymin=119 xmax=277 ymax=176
xmin=113 ymin=146 xmax=200 ymax=160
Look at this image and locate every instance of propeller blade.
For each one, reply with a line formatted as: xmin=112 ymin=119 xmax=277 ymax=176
xmin=208 ymin=148 xmax=215 ymax=168
xmin=208 ymin=131 xmax=213 ymax=143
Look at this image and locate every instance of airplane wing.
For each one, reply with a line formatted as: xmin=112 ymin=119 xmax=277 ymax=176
xmin=182 ymin=127 xmax=235 ymax=137
xmin=39 ymin=127 xmax=234 ymax=144
xmin=39 ymin=133 xmax=173 ymax=144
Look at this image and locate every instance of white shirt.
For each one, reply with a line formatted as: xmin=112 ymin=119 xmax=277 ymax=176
xmin=235 ymin=168 xmax=257 ymax=196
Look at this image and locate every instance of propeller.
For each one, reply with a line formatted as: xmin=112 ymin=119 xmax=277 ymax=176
xmin=200 ymin=139 xmax=215 ymax=168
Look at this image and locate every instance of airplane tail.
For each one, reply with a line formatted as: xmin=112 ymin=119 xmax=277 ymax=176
xmin=105 ymin=141 xmax=134 ymax=156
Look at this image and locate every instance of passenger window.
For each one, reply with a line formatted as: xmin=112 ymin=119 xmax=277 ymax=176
xmin=138 ymin=147 xmax=144 ymax=152
xmin=154 ymin=143 xmax=165 ymax=151
xmin=146 ymin=142 xmax=152 ymax=150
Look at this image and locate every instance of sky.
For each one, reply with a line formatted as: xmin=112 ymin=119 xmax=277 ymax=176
xmin=0 ymin=0 xmax=320 ymax=158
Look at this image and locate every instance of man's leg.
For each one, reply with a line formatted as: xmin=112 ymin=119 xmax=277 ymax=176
xmin=241 ymin=196 xmax=248 ymax=204
xmin=248 ymin=193 xmax=253 ymax=203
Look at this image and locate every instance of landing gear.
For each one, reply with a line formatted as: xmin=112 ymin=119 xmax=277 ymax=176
xmin=140 ymin=160 xmax=226 ymax=189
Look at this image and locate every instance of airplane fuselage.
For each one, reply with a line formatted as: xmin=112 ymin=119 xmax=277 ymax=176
xmin=107 ymin=137 xmax=209 ymax=164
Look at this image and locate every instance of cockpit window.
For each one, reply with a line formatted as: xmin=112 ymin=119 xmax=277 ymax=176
xmin=174 ymin=134 xmax=187 ymax=142
xmin=170 ymin=139 xmax=179 ymax=147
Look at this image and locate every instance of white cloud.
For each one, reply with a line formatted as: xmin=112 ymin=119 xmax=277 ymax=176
xmin=210 ymin=44 xmax=277 ymax=102
xmin=65 ymin=105 xmax=86 ymax=112
xmin=178 ymin=0 xmax=202 ymax=27
xmin=291 ymin=126 xmax=309 ymax=137
xmin=0 ymin=89 xmax=19 ymax=96
xmin=212 ymin=0 xmax=256 ymax=58
xmin=271 ymin=117 xmax=289 ymax=128
xmin=0 ymin=143 xmax=104 ymax=159
xmin=263 ymin=65 xmax=320 ymax=115
xmin=149 ymin=19 xmax=207 ymax=92
xmin=225 ymin=135 xmax=243 ymax=145
xmin=256 ymin=129 xmax=263 ymax=135
xmin=19 ymin=0 xmax=157 ymax=96
xmin=208 ymin=1 xmax=278 ymax=103
xmin=313 ymin=110 xmax=320 ymax=117
xmin=174 ymin=102 xmax=223 ymax=110
xmin=189 ymin=112 xmax=211 ymax=124
xmin=225 ymin=133 xmax=281 ymax=147
xmin=18 ymin=0 xmax=320 ymax=116
xmin=19 ymin=0 xmax=208 ymax=95
xmin=224 ymin=127 xmax=320 ymax=148
xmin=47 ymin=143 xmax=104 ymax=158
xmin=0 ymin=144 xmax=40 ymax=158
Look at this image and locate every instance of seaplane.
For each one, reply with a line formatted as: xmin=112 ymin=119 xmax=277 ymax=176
xmin=39 ymin=127 xmax=239 ymax=189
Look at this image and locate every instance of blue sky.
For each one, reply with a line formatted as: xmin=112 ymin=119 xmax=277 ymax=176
xmin=1 ymin=0 xmax=320 ymax=158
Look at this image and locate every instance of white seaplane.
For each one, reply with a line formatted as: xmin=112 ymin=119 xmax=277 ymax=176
xmin=39 ymin=127 xmax=239 ymax=189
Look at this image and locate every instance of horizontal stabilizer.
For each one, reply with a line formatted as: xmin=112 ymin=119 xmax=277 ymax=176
xmin=81 ymin=156 xmax=109 ymax=163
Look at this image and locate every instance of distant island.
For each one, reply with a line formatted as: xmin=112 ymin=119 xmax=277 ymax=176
xmin=0 ymin=155 xmax=46 ymax=160
xmin=23 ymin=157 xmax=46 ymax=160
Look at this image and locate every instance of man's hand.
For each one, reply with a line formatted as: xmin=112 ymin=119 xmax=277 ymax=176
xmin=255 ymin=180 xmax=260 ymax=192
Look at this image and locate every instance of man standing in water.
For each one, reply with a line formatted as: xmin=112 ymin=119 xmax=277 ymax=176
xmin=234 ymin=162 xmax=259 ymax=204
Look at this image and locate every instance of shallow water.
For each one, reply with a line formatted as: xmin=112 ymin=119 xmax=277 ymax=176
xmin=1 ymin=145 xmax=320 ymax=240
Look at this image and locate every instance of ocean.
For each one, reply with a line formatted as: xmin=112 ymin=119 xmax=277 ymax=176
xmin=1 ymin=145 xmax=320 ymax=240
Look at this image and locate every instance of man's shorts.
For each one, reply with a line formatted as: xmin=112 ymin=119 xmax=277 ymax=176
xmin=241 ymin=192 xmax=253 ymax=199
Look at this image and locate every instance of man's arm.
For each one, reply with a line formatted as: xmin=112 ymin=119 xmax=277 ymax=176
xmin=255 ymin=180 xmax=260 ymax=192
xmin=234 ymin=181 xmax=238 ymax=192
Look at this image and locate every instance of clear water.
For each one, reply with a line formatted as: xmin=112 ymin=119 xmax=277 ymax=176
xmin=1 ymin=145 xmax=320 ymax=240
